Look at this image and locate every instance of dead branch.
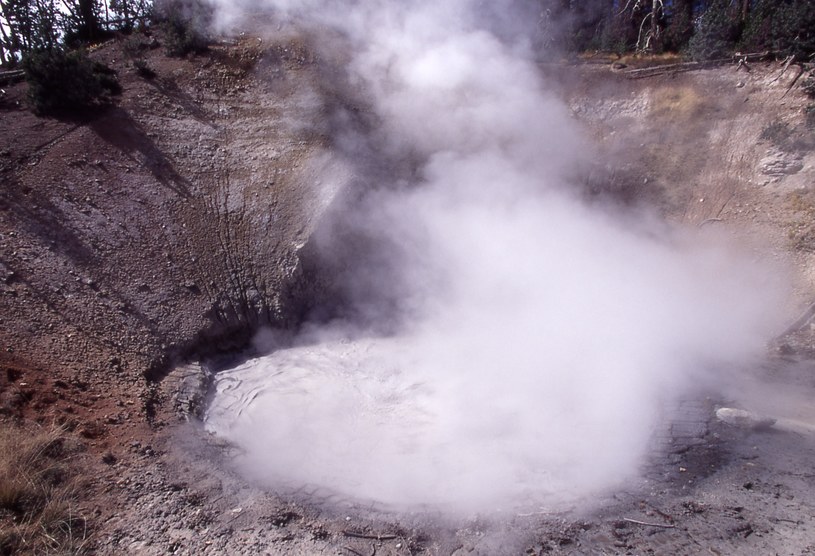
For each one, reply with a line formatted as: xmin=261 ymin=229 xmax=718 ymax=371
xmin=621 ymin=61 xmax=706 ymax=74
xmin=781 ymin=64 xmax=805 ymax=98
xmin=698 ymin=218 xmax=723 ymax=227
xmin=771 ymin=55 xmax=795 ymax=84
xmin=617 ymin=56 xmax=743 ymax=78
xmin=622 ymin=517 xmax=676 ymax=529
xmin=342 ymin=531 xmax=399 ymax=541
xmin=619 ymin=51 xmax=781 ymax=79
xmin=0 ymin=69 xmax=24 ymax=84
xmin=616 ymin=0 xmax=640 ymax=17
xmin=734 ymin=51 xmax=772 ymax=62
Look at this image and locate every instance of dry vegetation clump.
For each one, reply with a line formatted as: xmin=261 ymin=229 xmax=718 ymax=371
xmin=0 ymin=424 xmax=89 ymax=555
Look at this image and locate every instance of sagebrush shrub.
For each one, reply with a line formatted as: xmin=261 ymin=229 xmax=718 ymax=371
xmin=23 ymin=48 xmax=120 ymax=116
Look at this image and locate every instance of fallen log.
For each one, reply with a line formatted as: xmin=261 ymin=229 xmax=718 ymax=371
xmin=0 ymin=70 xmax=25 ymax=84
xmin=619 ymin=58 xmax=731 ymax=79
xmin=617 ymin=52 xmax=776 ymax=79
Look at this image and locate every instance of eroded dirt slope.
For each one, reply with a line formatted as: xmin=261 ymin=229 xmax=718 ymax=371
xmin=1 ymin=32 xmax=331 ymax=415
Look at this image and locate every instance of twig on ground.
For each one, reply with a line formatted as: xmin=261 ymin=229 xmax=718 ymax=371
xmin=771 ymin=517 xmax=801 ymax=524
xmin=699 ymin=218 xmax=723 ymax=227
xmin=623 ymin=517 xmax=676 ymax=529
xmin=343 ymin=531 xmax=399 ymax=541
xmin=342 ymin=546 xmax=365 ymax=556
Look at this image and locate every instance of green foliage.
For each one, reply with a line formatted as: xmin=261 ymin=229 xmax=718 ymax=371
xmin=687 ymin=0 xmax=742 ymax=61
xmin=662 ymin=5 xmax=694 ymax=53
xmin=133 ymin=57 xmax=156 ymax=78
xmin=1 ymin=1 xmax=155 ymax=65
xmin=154 ymin=0 xmax=212 ymax=57
xmin=122 ymin=33 xmax=156 ymax=77
xmin=541 ymin=0 xmax=815 ymax=59
xmin=0 ymin=0 xmax=61 ymax=62
xmin=162 ymin=16 xmax=208 ymax=57
xmin=110 ymin=0 xmax=153 ymax=32
xmin=743 ymin=0 xmax=815 ymax=59
xmin=766 ymin=0 xmax=815 ymax=59
xmin=23 ymin=48 xmax=120 ymax=116
xmin=60 ymin=0 xmax=106 ymax=46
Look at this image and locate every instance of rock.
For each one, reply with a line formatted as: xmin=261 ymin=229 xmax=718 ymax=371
xmin=0 ymin=261 xmax=15 ymax=284
xmin=759 ymin=151 xmax=804 ymax=179
xmin=182 ymin=280 xmax=201 ymax=294
xmin=715 ymin=407 xmax=776 ymax=430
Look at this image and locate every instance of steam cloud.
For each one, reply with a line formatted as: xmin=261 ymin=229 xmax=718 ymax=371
xmin=204 ymin=0 xmax=788 ymax=511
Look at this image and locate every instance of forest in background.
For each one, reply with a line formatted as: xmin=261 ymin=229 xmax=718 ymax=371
xmin=550 ymin=0 xmax=815 ymax=60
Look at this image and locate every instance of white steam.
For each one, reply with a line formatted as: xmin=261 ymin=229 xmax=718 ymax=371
xmin=204 ymin=0 xmax=788 ymax=511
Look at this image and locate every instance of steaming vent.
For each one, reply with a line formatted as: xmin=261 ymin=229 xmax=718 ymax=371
xmin=204 ymin=344 xmax=719 ymax=512
xmin=201 ymin=0 xmax=787 ymax=514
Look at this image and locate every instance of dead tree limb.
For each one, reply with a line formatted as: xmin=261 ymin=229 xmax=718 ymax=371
xmin=781 ymin=64 xmax=805 ymax=98
xmin=623 ymin=518 xmax=676 ymax=529
xmin=771 ymin=55 xmax=795 ymax=84
xmin=342 ymin=531 xmax=399 ymax=541
xmin=734 ymin=51 xmax=772 ymax=62
xmin=620 ymin=59 xmax=728 ymax=79
xmin=0 ymin=69 xmax=24 ymax=84
xmin=698 ymin=218 xmax=723 ymax=227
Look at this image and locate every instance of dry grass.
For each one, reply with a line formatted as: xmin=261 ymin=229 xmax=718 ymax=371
xmin=0 ymin=423 xmax=90 ymax=555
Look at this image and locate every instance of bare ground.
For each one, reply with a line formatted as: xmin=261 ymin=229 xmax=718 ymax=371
xmin=2 ymin=30 xmax=815 ymax=554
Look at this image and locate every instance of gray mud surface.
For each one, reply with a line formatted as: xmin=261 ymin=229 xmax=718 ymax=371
xmin=99 ymin=354 xmax=815 ymax=555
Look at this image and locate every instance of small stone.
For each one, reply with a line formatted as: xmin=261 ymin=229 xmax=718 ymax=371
xmin=715 ymin=407 xmax=776 ymax=430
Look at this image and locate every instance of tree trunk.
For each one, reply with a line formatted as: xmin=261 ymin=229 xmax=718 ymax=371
xmin=123 ymin=0 xmax=131 ymax=31
xmin=0 ymin=9 xmax=11 ymax=65
xmin=78 ymin=0 xmax=99 ymax=40
xmin=650 ymin=0 xmax=660 ymax=44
